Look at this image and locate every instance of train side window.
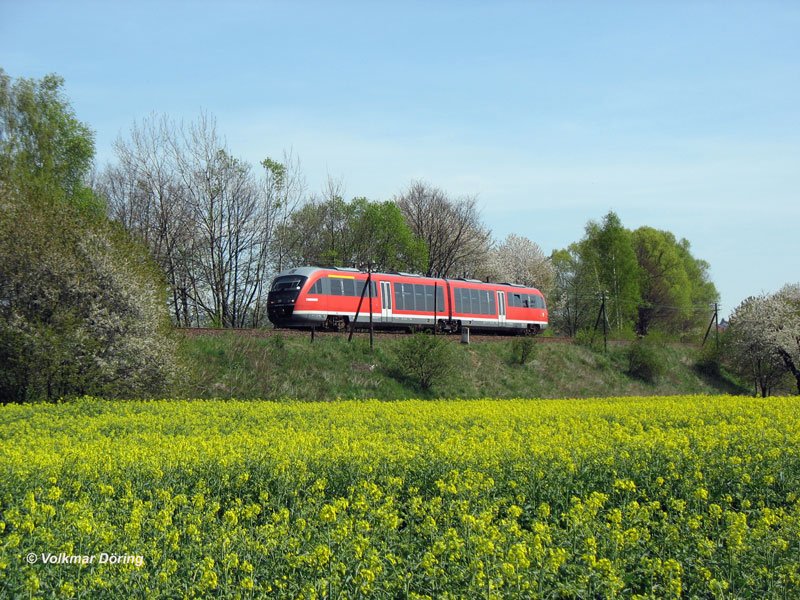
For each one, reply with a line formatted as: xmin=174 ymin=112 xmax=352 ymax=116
xmin=342 ymin=279 xmax=355 ymax=296
xmin=310 ymin=279 xmax=322 ymax=294
xmin=357 ymin=280 xmax=377 ymax=297
xmin=469 ymin=289 xmax=480 ymax=314
xmin=436 ymin=286 xmax=445 ymax=311
xmin=424 ymin=285 xmax=434 ymax=312
xmin=330 ymin=279 xmax=343 ymax=296
xmin=403 ymin=284 xmax=413 ymax=310
xmin=393 ymin=283 xmax=404 ymax=310
xmin=488 ymin=291 xmax=496 ymax=315
xmin=414 ymin=285 xmax=425 ymax=311
xmin=478 ymin=290 xmax=487 ymax=314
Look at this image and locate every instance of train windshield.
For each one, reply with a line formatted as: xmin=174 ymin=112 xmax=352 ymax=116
xmin=271 ymin=275 xmax=307 ymax=292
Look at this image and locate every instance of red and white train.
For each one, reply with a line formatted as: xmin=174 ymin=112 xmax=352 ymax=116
xmin=267 ymin=266 xmax=547 ymax=334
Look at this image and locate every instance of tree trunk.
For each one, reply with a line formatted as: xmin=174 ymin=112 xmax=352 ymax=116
xmin=777 ymin=348 xmax=800 ymax=396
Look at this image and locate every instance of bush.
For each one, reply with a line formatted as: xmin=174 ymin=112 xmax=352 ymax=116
xmin=510 ymin=336 xmax=537 ymax=365
xmin=625 ymin=340 xmax=665 ymax=383
xmin=695 ymin=343 xmax=722 ymax=377
xmin=390 ymin=333 xmax=455 ymax=392
xmin=0 ymin=70 xmax=176 ymax=402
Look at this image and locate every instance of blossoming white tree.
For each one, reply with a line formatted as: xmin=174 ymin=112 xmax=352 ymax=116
xmin=726 ymin=284 xmax=800 ymax=396
xmin=483 ymin=234 xmax=554 ymax=293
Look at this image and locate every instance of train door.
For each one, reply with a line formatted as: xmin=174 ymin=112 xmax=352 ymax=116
xmin=497 ymin=291 xmax=507 ymax=326
xmin=380 ymin=281 xmax=393 ymax=322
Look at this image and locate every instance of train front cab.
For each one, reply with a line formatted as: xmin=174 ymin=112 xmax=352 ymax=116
xmin=266 ymin=272 xmax=309 ymax=327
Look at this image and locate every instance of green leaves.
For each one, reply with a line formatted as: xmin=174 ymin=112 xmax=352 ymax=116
xmin=0 ymin=69 xmax=95 ymax=208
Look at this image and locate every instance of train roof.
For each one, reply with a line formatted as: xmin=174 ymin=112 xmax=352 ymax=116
xmin=272 ymin=266 xmax=543 ymax=293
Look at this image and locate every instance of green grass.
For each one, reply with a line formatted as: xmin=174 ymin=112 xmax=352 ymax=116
xmin=175 ymin=332 xmax=749 ymax=400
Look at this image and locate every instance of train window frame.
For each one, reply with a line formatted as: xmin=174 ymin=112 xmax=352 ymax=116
xmin=271 ymin=275 xmax=306 ymax=292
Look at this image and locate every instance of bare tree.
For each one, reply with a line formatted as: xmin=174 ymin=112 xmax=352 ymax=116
xmin=395 ymin=180 xmax=491 ymax=277
xmin=102 ymin=112 xmax=296 ymax=328
xmin=100 ymin=114 xmax=196 ymax=326
xmin=171 ymin=114 xmax=266 ymax=327
xmin=262 ymin=150 xmax=306 ymax=274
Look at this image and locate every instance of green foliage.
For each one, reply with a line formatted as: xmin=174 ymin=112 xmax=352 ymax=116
xmin=0 ymin=68 xmax=97 ymax=212
xmin=510 ymin=335 xmax=538 ymax=365
xmin=574 ymin=328 xmax=600 ymax=349
xmin=579 ymin=211 xmax=641 ymax=331
xmin=632 ymin=227 xmax=718 ymax=336
xmin=625 ymin=340 xmax=666 ymax=383
xmin=552 ymin=211 xmax=718 ymax=339
xmin=281 ymin=196 xmax=426 ymax=272
xmin=389 ymin=333 xmax=455 ymax=392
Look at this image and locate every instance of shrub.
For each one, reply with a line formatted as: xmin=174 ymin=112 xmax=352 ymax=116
xmin=625 ymin=340 xmax=665 ymax=383
xmin=0 ymin=70 xmax=176 ymax=402
xmin=695 ymin=343 xmax=722 ymax=378
xmin=510 ymin=336 xmax=537 ymax=365
xmin=390 ymin=333 xmax=455 ymax=392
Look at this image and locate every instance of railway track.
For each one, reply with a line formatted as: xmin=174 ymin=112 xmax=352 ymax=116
xmin=176 ymin=327 xmax=632 ymax=345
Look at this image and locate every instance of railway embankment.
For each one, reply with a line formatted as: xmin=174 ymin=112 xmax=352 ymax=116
xmin=174 ymin=329 xmax=746 ymax=400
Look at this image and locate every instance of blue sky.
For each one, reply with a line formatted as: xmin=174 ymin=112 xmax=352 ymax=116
xmin=2 ymin=1 xmax=798 ymax=315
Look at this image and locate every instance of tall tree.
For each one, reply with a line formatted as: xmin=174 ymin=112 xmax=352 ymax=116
xmin=632 ymin=227 xmax=719 ymax=336
xmin=100 ymin=114 xmax=195 ymax=326
xmin=632 ymin=227 xmax=692 ymax=335
xmin=348 ymin=199 xmax=427 ymax=272
xmin=675 ymin=238 xmax=719 ymax=333
xmin=261 ymin=151 xmax=306 ymax=274
xmin=578 ymin=211 xmax=640 ymax=331
xmin=395 ymin=180 xmax=491 ymax=278
xmin=549 ymin=245 xmax=599 ymax=336
xmin=0 ymin=69 xmax=95 ymax=210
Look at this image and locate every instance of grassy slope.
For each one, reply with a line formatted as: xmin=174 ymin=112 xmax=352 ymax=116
xmin=174 ymin=331 xmax=747 ymax=400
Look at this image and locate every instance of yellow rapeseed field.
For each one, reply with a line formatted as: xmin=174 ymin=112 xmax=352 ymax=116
xmin=1 ymin=395 xmax=799 ymax=598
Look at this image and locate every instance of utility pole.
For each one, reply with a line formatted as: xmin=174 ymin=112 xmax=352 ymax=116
xmin=433 ymin=281 xmax=438 ymax=335
xmin=591 ymin=291 xmax=608 ymax=352
xmin=368 ymin=265 xmax=374 ymax=351
xmin=348 ymin=265 xmax=374 ymax=352
xmin=702 ymin=302 xmax=719 ymax=348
